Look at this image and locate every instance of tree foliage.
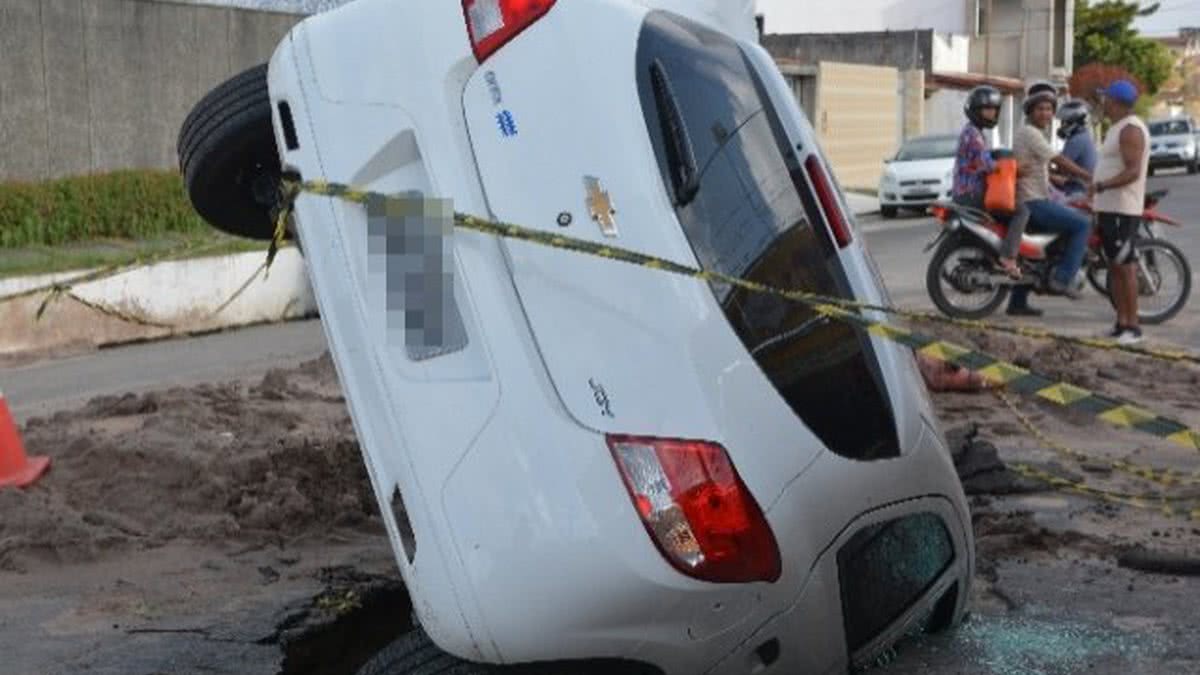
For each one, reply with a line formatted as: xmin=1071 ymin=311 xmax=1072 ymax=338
xmin=1075 ymin=0 xmax=1175 ymax=96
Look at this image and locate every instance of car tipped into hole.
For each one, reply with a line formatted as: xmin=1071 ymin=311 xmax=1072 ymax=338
xmin=178 ymin=2 xmax=975 ymax=673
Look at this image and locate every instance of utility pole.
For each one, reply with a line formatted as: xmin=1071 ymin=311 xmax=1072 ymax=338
xmin=984 ymin=0 xmax=993 ymax=77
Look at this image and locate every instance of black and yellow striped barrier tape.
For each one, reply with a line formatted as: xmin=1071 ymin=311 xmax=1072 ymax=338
xmin=1004 ymin=460 xmax=1200 ymax=520
xmin=271 ymin=179 xmax=1199 ymax=366
xmin=996 ymin=389 xmax=1200 ymax=489
xmin=270 ymin=179 xmax=1200 ymax=457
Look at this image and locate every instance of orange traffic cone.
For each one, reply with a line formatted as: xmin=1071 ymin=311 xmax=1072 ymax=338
xmin=0 ymin=390 xmax=49 ymax=488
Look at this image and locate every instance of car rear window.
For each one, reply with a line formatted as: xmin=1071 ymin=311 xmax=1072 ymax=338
xmin=837 ymin=513 xmax=955 ymax=654
xmin=635 ymin=11 xmax=899 ymax=462
xmin=895 ymin=136 xmax=958 ymax=161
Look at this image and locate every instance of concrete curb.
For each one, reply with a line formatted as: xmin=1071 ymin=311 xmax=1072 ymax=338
xmin=0 ymin=249 xmax=316 ymax=356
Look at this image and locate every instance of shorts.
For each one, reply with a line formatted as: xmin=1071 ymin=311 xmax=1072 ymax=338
xmin=1098 ymin=212 xmax=1140 ymax=265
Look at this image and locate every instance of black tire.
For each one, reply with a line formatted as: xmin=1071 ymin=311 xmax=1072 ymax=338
xmin=1189 ymin=161 xmax=1199 ymax=175
xmin=178 ymin=63 xmax=281 ymax=240
xmin=926 ymin=235 xmax=1009 ymax=320
xmin=880 ymin=205 xmax=898 ymax=218
xmin=355 ymin=628 xmax=491 ymax=675
xmin=1085 ymin=260 xmax=1113 ymax=303
xmin=1085 ymin=239 xmax=1191 ymax=325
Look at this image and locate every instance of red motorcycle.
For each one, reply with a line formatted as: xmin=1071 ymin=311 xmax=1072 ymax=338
xmin=923 ymin=189 xmax=1191 ymax=323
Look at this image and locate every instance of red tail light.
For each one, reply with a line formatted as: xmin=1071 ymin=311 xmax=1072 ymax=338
xmin=607 ymin=435 xmax=781 ymax=584
xmin=805 ymin=155 xmax=853 ymax=248
xmin=930 ymin=205 xmax=949 ymax=222
xmin=462 ymin=0 xmax=556 ymax=62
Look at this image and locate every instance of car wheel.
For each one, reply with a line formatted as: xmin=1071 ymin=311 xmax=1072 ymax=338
xmin=178 ymin=63 xmax=281 ymax=240
xmin=1189 ymin=160 xmax=1199 ymax=175
xmin=881 ymin=205 xmax=898 ymax=218
xmin=1147 ymin=166 xmax=1156 ymax=177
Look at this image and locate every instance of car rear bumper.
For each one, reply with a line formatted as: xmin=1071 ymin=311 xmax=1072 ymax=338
xmin=1150 ymin=154 xmax=1194 ymax=168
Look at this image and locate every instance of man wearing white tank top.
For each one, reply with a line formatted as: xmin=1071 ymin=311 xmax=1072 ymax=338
xmin=1091 ymin=80 xmax=1151 ymax=345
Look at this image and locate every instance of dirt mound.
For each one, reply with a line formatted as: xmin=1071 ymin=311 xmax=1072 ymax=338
xmin=0 ymin=352 xmax=381 ymax=572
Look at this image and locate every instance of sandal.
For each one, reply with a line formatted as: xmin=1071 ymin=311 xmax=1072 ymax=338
xmin=998 ymin=257 xmax=1022 ymax=280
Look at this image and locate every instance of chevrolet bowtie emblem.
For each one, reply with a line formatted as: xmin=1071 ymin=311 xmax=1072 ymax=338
xmin=584 ymin=176 xmax=618 ymax=238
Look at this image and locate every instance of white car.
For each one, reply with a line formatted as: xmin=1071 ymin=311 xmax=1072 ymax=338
xmin=877 ymin=134 xmax=958 ymax=218
xmin=1148 ymin=117 xmax=1199 ymax=176
xmin=178 ymin=1 xmax=974 ymax=673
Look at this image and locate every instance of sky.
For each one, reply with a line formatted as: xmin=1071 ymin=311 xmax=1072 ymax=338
xmin=180 ymin=0 xmax=1200 ymax=39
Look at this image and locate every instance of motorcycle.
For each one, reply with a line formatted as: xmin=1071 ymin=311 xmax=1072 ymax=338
xmin=923 ymin=189 xmax=1191 ymax=324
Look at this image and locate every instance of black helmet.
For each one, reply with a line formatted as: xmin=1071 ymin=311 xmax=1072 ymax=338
xmin=1022 ymin=79 xmax=1059 ymax=116
xmin=1056 ymin=99 xmax=1090 ymax=139
xmin=965 ymin=85 xmax=1002 ymax=129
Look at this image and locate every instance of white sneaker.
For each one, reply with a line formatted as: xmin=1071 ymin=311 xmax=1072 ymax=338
xmin=1116 ymin=328 xmax=1144 ymax=346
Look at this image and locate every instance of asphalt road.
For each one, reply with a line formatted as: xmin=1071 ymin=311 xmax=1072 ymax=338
xmin=2 ymin=171 xmax=1198 ymax=422
xmin=859 ymin=169 xmax=1200 ymax=349
xmin=2 ymin=319 xmax=328 ymax=423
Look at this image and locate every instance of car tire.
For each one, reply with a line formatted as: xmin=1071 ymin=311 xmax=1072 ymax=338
xmin=1189 ymin=160 xmax=1199 ymax=175
xmin=178 ymin=63 xmax=282 ymax=241
xmin=355 ymin=628 xmax=491 ymax=675
xmin=1147 ymin=166 xmax=1156 ymax=177
xmin=880 ymin=205 xmax=898 ymax=218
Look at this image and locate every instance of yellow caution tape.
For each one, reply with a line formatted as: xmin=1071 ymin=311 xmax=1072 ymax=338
xmin=996 ymin=389 xmax=1200 ymax=489
xmin=271 ymin=180 xmax=1200 ymax=455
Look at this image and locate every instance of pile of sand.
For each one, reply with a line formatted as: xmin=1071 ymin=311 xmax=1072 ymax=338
xmin=0 ymin=353 xmax=383 ymax=571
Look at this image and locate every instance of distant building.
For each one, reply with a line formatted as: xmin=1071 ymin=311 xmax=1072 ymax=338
xmin=760 ymin=0 xmax=1076 ymax=150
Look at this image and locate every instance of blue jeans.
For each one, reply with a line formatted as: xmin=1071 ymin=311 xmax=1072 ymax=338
xmin=1008 ymin=199 xmax=1090 ymax=307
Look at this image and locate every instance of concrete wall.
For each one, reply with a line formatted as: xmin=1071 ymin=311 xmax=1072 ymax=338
xmin=925 ymin=89 xmax=1017 ymax=148
xmin=0 ymin=247 xmax=314 ymax=355
xmin=932 ymin=34 xmax=971 ymax=73
xmin=814 ymin=62 xmax=901 ymax=191
xmin=757 ymin=0 xmax=970 ymax=35
xmin=902 ymin=70 xmax=926 ymax=140
xmin=0 ymin=0 xmax=299 ymax=182
xmin=969 ymin=0 xmax=1073 ymax=83
xmin=764 ymin=30 xmax=936 ymax=74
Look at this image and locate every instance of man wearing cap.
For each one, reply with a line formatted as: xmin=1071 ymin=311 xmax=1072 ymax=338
xmin=1091 ymin=80 xmax=1151 ymax=345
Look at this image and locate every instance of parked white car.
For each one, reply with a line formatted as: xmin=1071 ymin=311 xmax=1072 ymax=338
xmin=178 ymin=1 xmax=975 ymax=673
xmin=878 ymin=134 xmax=959 ymax=218
xmin=1148 ymin=117 xmax=1199 ymax=176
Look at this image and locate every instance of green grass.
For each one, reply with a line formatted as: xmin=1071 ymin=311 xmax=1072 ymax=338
xmin=0 ymin=169 xmax=213 ymax=248
xmin=0 ymin=169 xmax=270 ymax=279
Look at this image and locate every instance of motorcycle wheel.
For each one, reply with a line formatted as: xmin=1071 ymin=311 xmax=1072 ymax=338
xmin=926 ymin=235 xmax=1010 ymax=320
xmin=1085 ymin=239 xmax=1191 ymax=325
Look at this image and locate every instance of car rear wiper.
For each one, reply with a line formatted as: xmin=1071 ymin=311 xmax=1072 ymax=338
xmin=650 ymin=60 xmax=700 ymax=208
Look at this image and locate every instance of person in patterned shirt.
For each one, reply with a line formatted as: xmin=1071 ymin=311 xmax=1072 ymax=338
xmin=952 ymin=85 xmax=1002 ymax=208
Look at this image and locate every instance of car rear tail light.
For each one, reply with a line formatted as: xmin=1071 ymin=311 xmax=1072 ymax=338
xmin=930 ymin=205 xmax=949 ymax=222
xmin=805 ymin=155 xmax=853 ymax=248
xmin=462 ymin=0 xmax=556 ymax=62
xmin=607 ymin=435 xmax=781 ymax=584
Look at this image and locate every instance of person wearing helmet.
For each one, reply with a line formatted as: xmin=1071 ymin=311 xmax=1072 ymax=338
xmin=1011 ymin=81 xmax=1093 ymax=301
xmin=1052 ymin=99 xmax=1098 ymax=198
xmin=952 ymin=85 xmax=1002 ymax=209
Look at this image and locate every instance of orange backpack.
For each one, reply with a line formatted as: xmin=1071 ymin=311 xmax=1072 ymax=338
xmin=985 ymin=150 xmax=1017 ymax=214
